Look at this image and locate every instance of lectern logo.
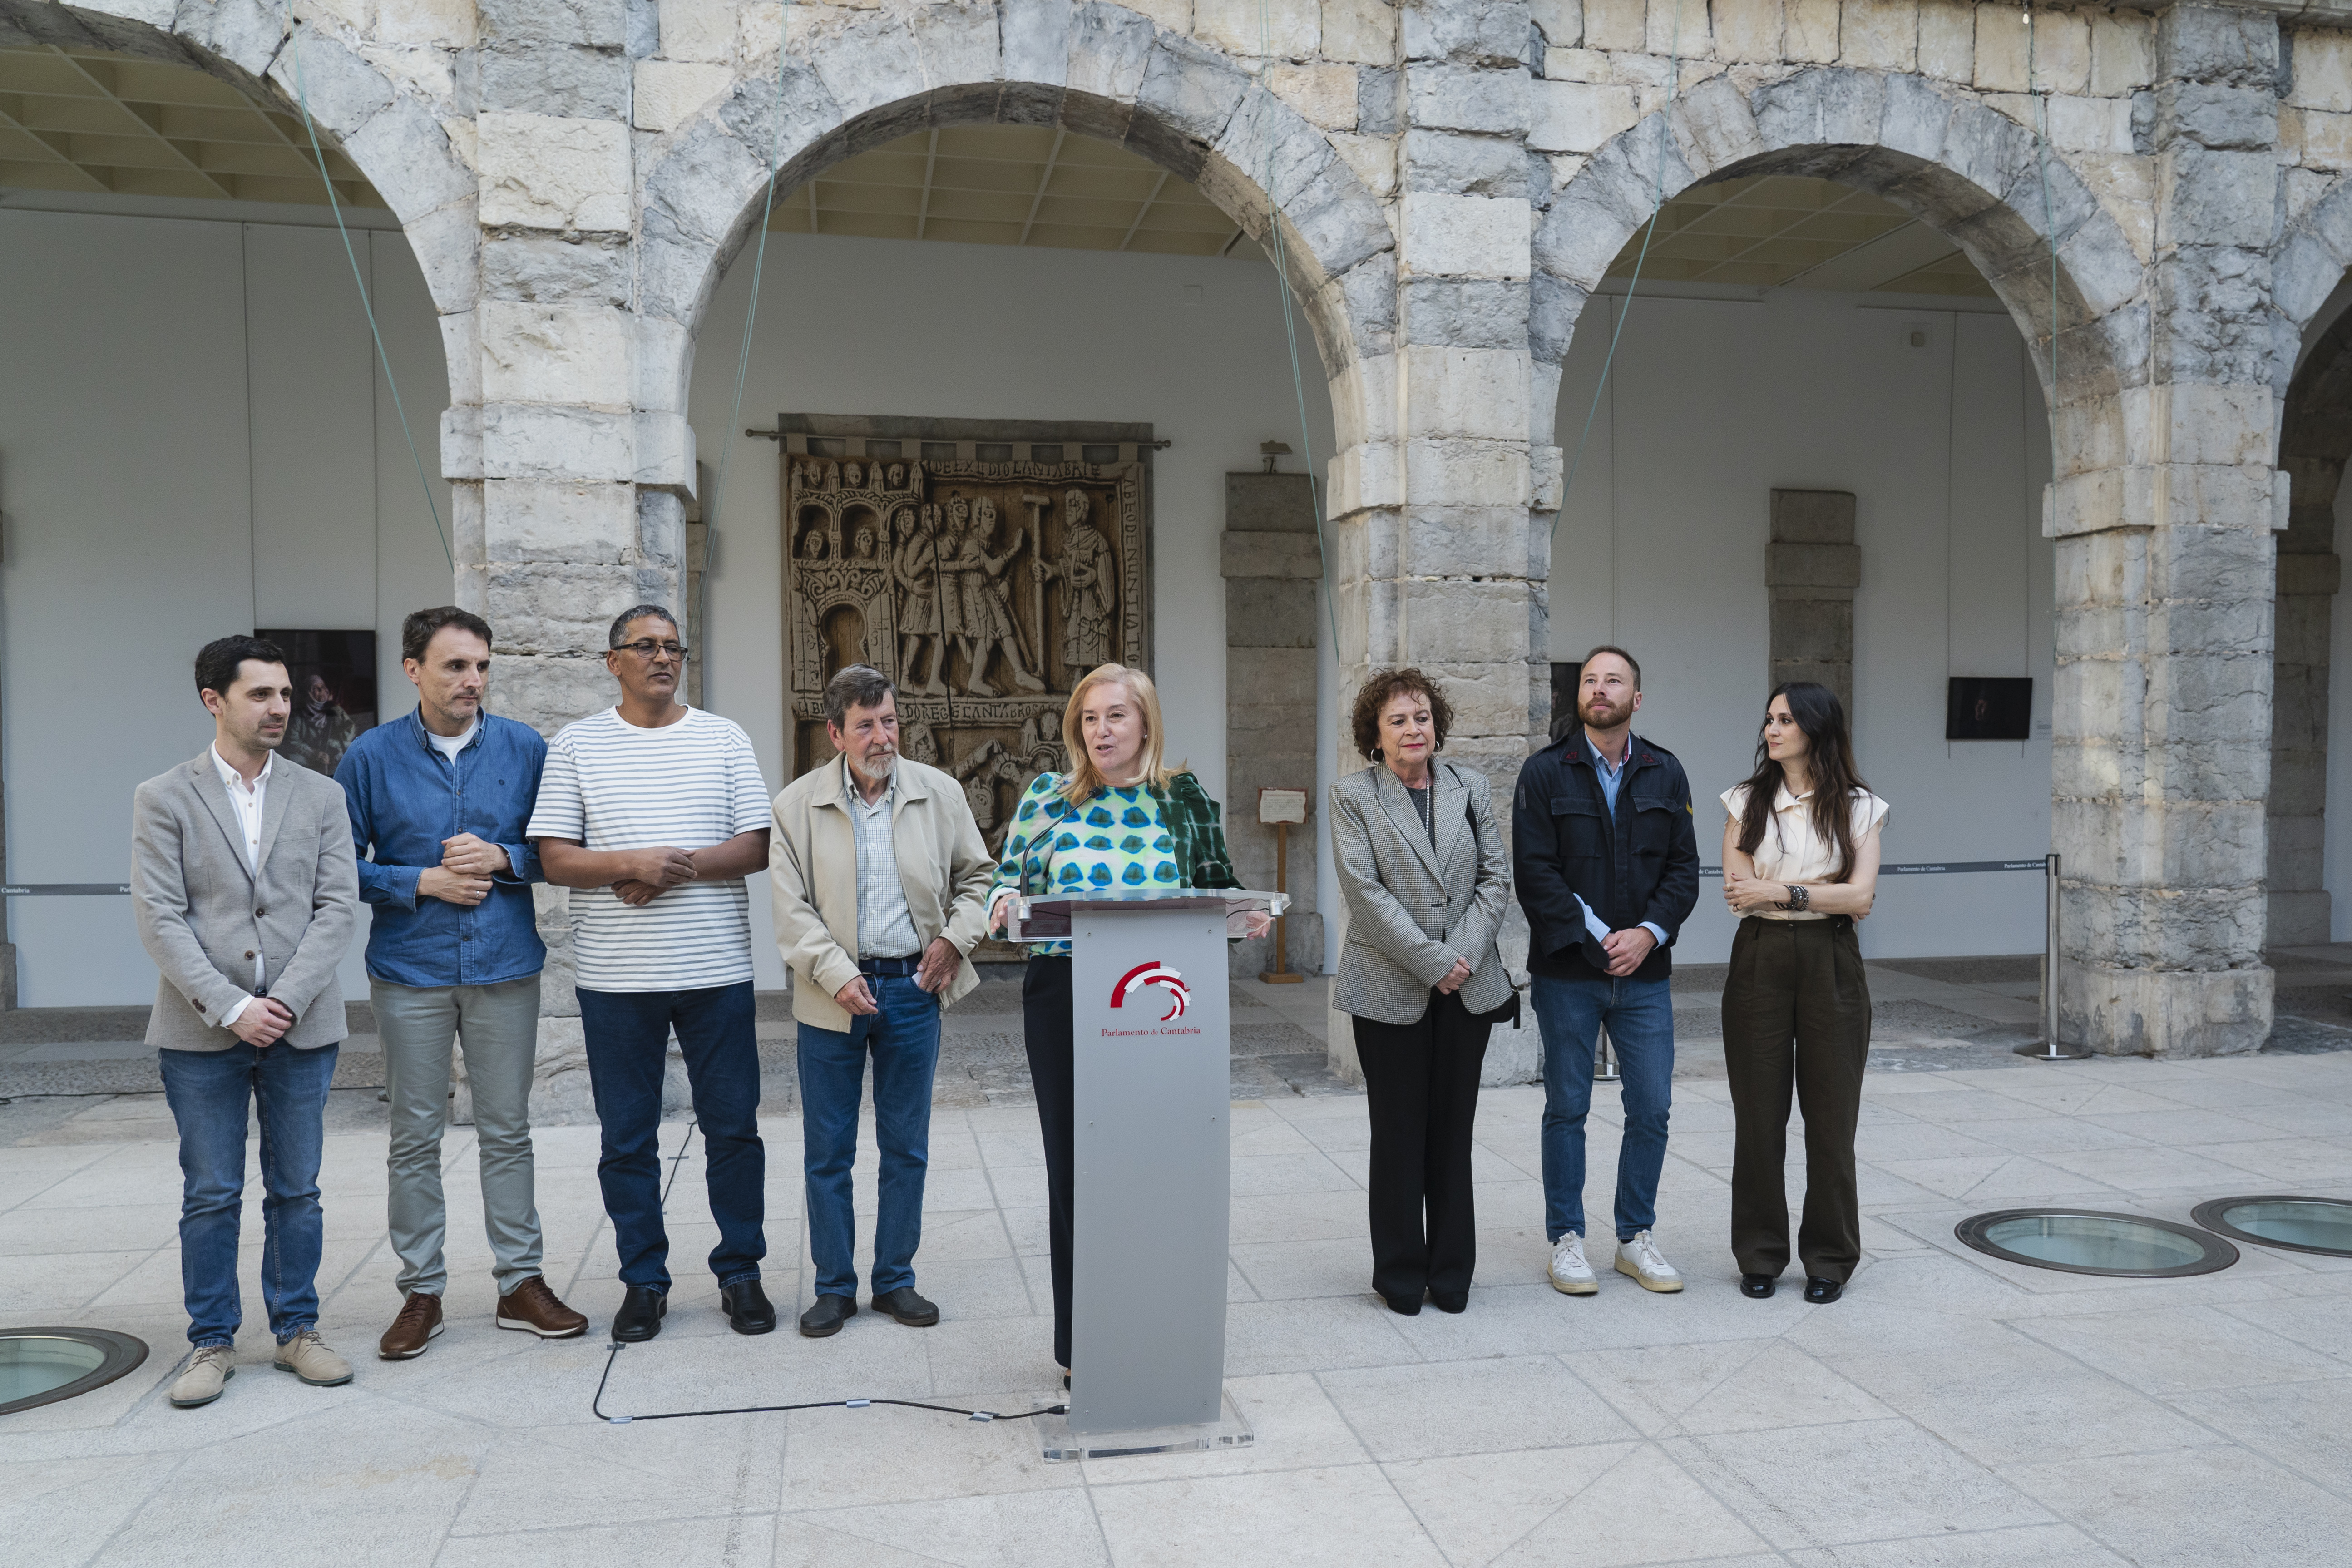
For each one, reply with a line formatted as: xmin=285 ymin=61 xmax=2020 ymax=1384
xmin=1111 ymin=960 xmax=1190 ymax=1023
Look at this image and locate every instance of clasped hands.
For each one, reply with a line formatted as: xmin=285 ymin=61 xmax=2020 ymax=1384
xmin=610 ymin=846 xmax=698 ymax=907
xmin=418 ymin=833 xmax=511 ymax=907
xmin=835 ymin=936 xmax=964 ymax=1016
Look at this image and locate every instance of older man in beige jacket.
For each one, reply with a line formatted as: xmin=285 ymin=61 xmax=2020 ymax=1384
xmin=770 ymin=664 xmax=995 ymax=1337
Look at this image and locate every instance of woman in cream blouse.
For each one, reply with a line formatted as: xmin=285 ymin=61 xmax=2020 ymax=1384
xmin=1718 ymin=681 xmax=1888 ymax=1305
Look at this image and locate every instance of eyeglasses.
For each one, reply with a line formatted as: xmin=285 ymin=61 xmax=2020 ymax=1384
xmin=614 ymin=640 xmax=690 ymax=660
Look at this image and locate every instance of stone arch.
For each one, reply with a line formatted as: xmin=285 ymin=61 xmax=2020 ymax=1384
xmin=632 ymin=2 xmax=1396 ymax=451
xmin=1532 ymin=68 xmax=2146 ymax=519
xmin=1 ymin=0 xmax=479 ymax=322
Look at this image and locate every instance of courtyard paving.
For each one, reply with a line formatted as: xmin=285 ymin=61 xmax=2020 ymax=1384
xmin=5 ymin=968 xmax=2352 ymax=1567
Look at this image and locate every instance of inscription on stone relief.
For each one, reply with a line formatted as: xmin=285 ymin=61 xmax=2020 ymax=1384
xmin=782 ymin=422 xmax=1152 ymax=856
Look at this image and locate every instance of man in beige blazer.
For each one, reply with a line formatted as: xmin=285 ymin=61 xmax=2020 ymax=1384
xmin=131 ymin=635 xmax=361 ymax=1409
xmin=770 ymin=664 xmax=994 ymax=1337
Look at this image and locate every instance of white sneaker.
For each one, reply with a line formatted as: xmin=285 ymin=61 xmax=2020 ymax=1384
xmin=1548 ymin=1234 xmax=1598 ymax=1295
xmin=1614 ymin=1229 xmax=1684 ymax=1293
xmin=169 ymin=1344 xmax=236 ymax=1408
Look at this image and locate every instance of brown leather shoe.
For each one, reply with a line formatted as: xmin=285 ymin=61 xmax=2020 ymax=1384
xmin=379 ymin=1292 xmax=443 ymax=1360
xmin=497 ymin=1275 xmax=588 ymax=1339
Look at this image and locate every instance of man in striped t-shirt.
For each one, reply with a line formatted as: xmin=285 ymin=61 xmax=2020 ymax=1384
xmin=527 ymin=605 xmax=775 ymax=1342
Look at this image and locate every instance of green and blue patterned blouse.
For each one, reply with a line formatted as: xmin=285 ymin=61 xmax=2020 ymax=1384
xmin=991 ymin=770 xmax=1240 ymax=955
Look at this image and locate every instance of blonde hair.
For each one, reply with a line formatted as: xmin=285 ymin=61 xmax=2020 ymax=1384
xmin=1059 ymin=663 xmax=1173 ymax=805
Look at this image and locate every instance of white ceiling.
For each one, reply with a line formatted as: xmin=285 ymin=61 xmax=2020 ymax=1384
xmin=1606 ymin=173 xmax=1994 ymax=297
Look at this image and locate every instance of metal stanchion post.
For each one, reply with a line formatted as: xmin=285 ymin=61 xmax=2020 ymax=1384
xmin=2016 ymin=851 xmax=2090 ymax=1061
xmin=1595 ymin=1023 xmax=1621 ymax=1083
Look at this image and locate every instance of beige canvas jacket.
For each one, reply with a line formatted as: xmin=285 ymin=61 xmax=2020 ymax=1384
xmin=769 ymin=754 xmax=996 ymax=1032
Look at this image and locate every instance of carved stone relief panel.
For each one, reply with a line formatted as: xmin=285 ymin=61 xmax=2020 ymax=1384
xmin=779 ymin=415 xmax=1154 ymax=858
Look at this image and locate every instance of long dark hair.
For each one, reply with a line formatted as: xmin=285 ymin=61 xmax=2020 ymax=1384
xmin=1737 ymin=682 xmax=1870 ymax=881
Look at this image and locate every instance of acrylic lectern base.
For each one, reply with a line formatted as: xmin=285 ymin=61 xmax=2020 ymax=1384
xmin=1037 ymin=1388 xmax=1255 ymax=1461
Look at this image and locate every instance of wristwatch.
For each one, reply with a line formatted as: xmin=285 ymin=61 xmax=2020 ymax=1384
xmin=1786 ymin=884 xmax=1809 ymax=912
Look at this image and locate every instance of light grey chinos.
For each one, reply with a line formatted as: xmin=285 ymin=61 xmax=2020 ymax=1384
xmin=376 ymin=976 xmax=545 ymax=1296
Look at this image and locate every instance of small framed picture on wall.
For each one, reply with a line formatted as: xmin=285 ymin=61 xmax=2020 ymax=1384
xmin=257 ymin=628 xmax=377 ymax=778
xmin=1946 ymin=676 xmax=2032 ymax=742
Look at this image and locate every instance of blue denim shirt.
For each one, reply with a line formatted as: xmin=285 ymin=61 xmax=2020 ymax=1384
xmin=336 ymin=709 xmax=548 ymax=988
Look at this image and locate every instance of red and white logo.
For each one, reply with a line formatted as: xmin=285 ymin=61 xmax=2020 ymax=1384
xmin=1111 ymin=960 xmax=1191 ymax=1022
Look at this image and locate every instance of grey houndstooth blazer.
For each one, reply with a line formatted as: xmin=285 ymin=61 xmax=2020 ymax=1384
xmin=131 ymin=747 xmax=360 ymax=1051
xmin=1329 ymin=759 xmax=1513 ymax=1026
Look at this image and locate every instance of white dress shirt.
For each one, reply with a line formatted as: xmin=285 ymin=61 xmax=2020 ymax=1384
xmin=1720 ymin=782 xmax=1890 ymax=920
xmin=211 ymin=745 xmax=273 ymax=1024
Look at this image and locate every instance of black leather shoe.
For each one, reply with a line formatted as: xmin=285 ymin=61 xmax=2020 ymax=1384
xmin=798 ymin=1293 xmax=857 ymax=1337
xmin=1740 ymin=1273 xmax=1778 ymax=1299
xmin=872 ymin=1286 xmax=940 ymax=1326
xmin=611 ymin=1284 xmax=667 ymax=1343
xmin=1803 ymin=1276 xmax=1843 ymax=1304
xmin=1429 ymin=1291 xmax=1468 ymax=1315
xmin=720 ymin=1280 xmax=776 ymax=1335
xmin=1381 ymin=1291 xmax=1423 ymax=1316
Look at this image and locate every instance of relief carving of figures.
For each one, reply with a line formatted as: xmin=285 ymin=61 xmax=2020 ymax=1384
xmin=892 ymin=505 xmax=948 ymax=697
xmin=1032 ymin=486 xmax=1115 ymax=673
xmin=944 ymin=495 xmax=1045 ymax=698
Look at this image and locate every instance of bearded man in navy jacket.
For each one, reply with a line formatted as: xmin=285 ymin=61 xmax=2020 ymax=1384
xmin=1512 ymin=646 xmax=1699 ymax=1299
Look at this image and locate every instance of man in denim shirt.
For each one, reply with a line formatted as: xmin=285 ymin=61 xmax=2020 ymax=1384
xmin=337 ymin=607 xmax=588 ymax=1358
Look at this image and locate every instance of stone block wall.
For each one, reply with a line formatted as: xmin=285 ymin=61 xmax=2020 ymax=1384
xmin=48 ymin=0 xmax=2352 ymax=1055
xmin=1222 ymin=471 xmax=1325 ymax=978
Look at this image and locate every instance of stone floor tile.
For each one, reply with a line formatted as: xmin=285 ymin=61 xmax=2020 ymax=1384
xmin=441 ymin=1512 xmax=777 ymax=1566
xmin=2165 ymin=1375 xmax=2352 ymax=1492
xmin=1221 ymin=1295 xmax=1420 ymax=1375
xmin=0 ymin=1247 xmax=149 ymax=1315
xmin=2026 ymin=1142 xmax=2269 ymax=1192
xmin=1229 ymin=1187 xmax=1372 ymax=1245
xmin=914 ymin=1314 xmax=1064 ymax=1397
xmin=2015 ymin=1304 xmax=2348 ymax=1394
xmin=1888 ymin=1089 xmax=2070 ymax=1125
xmin=1780 ymin=1522 xmax=2134 ymax=1566
xmin=2074 ymin=1107 xmax=2289 ymax=1147
xmin=779 ymin=1487 xmax=1107 ymax=1568
xmin=1955 ymin=1116 xmax=2154 ymax=1157
xmin=1488 ymin=1443 xmax=1772 ymax=1567
xmin=1318 ymin=1353 xmax=1638 ymax=1460
xmin=1088 ymin=1463 xmax=1447 ymax=1568
xmin=1852 ymin=1125 xmax=2006 ymax=1163
xmin=449 ymin=1417 xmax=783 ymax=1536
xmin=998 ymin=1203 xmax=1048 ymax=1255
xmin=93 ymin=1404 xmax=488 ymax=1567
xmin=1567 ymin=1340 xmax=1893 ymax=1437
xmin=1228 ymin=1151 xmax=1364 ymax=1197
xmin=982 ymin=1162 xmax=1051 ymax=1210
xmin=1 ymin=1454 xmax=162 ymax=1566
xmin=776 ymin=1390 xmax=1079 ymax=1511
xmin=2214 ymin=1291 xmax=2352 ymax=1360
xmin=1871 ymin=1153 xmax=2113 ymax=1203
xmin=1230 ymin=1114 xmax=1320 ymax=1159
xmin=1380 ymin=1443 xmax=1639 ymax=1567
xmin=2182 ymin=1136 xmax=2352 ymax=1184
xmin=1073 ymin=1371 xmax=1370 ymax=1484
xmin=0 ymin=1201 xmax=180 ymax=1256
xmin=906 ymin=1205 xmax=1021 ymax=1263
xmin=1229 ymin=1235 xmax=1372 ymax=1301
xmin=1670 ymin=1417 xmax=2051 ymax=1549
xmin=1996 ymin=1442 xmax=2352 ymax=1567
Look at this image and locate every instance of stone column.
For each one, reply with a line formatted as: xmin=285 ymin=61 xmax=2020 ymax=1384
xmin=1766 ymin=489 xmax=1858 ymax=712
xmin=2268 ymin=318 xmax=2351 ymax=945
xmin=1222 ymin=470 xmax=1324 ymax=978
xmin=1327 ymin=0 xmax=1544 ymax=1083
xmin=2050 ymin=4 xmax=2279 ymax=1055
xmin=451 ymin=0 xmax=692 ymax=1117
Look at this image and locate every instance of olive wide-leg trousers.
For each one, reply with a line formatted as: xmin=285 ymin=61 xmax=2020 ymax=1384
xmin=1720 ymin=915 xmax=1873 ymax=1284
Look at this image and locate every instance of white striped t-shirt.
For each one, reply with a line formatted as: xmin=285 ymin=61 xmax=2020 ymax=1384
xmin=525 ymin=706 xmax=772 ymax=992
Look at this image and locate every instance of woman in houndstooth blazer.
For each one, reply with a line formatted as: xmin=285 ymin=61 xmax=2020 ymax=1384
xmin=1329 ymin=668 xmax=1513 ymax=1317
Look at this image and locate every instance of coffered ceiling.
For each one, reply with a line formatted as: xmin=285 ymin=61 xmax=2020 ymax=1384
xmin=1604 ymin=172 xmax=1995 ymax=297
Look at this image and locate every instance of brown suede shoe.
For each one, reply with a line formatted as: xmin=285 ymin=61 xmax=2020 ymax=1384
xmin=497 ymin=1275 xmax=588 ymax=1339
xmin=379 ymin=1291 xmax=443 ymax=1360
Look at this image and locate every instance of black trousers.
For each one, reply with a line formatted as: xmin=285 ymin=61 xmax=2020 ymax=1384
xmin=1021 ymin=956 xmax=1079 ymax=1368
xmin=1721 ymin=916 xmax=1873 ymax=1283
xmin=1351 ymin=989 xmax=1492 ymax=1302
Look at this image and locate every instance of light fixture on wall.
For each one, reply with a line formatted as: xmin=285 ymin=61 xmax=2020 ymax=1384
xmin=1260 ymin=441 xmax=1291 ymax=474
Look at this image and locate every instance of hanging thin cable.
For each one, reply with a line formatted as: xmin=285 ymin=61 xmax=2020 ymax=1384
xmin=2026 ymin=5 xmax=2060 ymax=399
xmin=1553 ymin=0 xmax=1686 ymax=542
xmin=1257 ymin=0 xmax=1342 ymax=658
xmin=698 ymin=0 xmax=797 ymax=681
xmin=290 ymin=33 xmax=452 ymax=569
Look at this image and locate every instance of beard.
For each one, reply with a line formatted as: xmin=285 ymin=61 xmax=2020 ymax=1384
xmin=1578 ymin=693 xmax=1623 ymax=727
xmin=851 ymin=746 xmax=898 ymax=783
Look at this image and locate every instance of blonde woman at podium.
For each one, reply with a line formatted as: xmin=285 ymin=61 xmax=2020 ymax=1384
xmin=1328 ymin=668 xmax=1514 ymax=1316
xmin=986 ymin=662 xmax=1271 ymax=1380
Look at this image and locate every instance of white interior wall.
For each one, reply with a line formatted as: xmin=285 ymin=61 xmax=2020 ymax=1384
xmin=690 ymin=231 xmax=1340 ymax=989
xmin=1552 ymin=287 xmax=2056 ymax=963
xmin=0 ymin=206 xmax=450 ymax=1006
xmin=2328 ymin=483 xmax=2352 ymax=939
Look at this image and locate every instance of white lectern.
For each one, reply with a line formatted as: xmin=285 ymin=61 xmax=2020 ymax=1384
xmin=1007 ymin=885 xmax=1286 ymax=1460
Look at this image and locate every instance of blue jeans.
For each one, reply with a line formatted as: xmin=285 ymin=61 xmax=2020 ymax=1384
xmin=577 ymin=981 xmax=765 ymax=1293
xmin=1532 ymin=973 xmax=1674 ymax=1243
xmin=796 ymin=973 xmax=942 ymax=1299
xmin=157 ymin=1042 xmax=339 ymax=1347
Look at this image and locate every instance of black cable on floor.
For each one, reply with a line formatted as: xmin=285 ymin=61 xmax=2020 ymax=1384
xmin=593 ymin=1118 xmax=1069 ymax=1427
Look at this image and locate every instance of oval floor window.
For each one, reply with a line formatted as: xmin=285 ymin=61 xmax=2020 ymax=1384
xmin=0 ymin=1327 xmax=149 ymax=1417
xmin=1955 ymin=1210 xmax=2238 ymax=1278
xmin=2190 ymin=1196 xmax=2352 ymax=1258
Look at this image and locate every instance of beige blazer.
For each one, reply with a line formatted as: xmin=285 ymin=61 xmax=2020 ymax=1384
xmin=1329 ymin=759 xmax=1514 ymax=1026
xmin=769 ymin=754 xmax=997 ymax=1032
xmin=130 ymin=747 xmax=360 ymax=1051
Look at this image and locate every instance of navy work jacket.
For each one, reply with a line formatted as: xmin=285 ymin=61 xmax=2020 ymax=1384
xmin=1512 ymin=730 xmax=1700 ymax=983
xmin=336 ymin=708 xmax=547 ymax=989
